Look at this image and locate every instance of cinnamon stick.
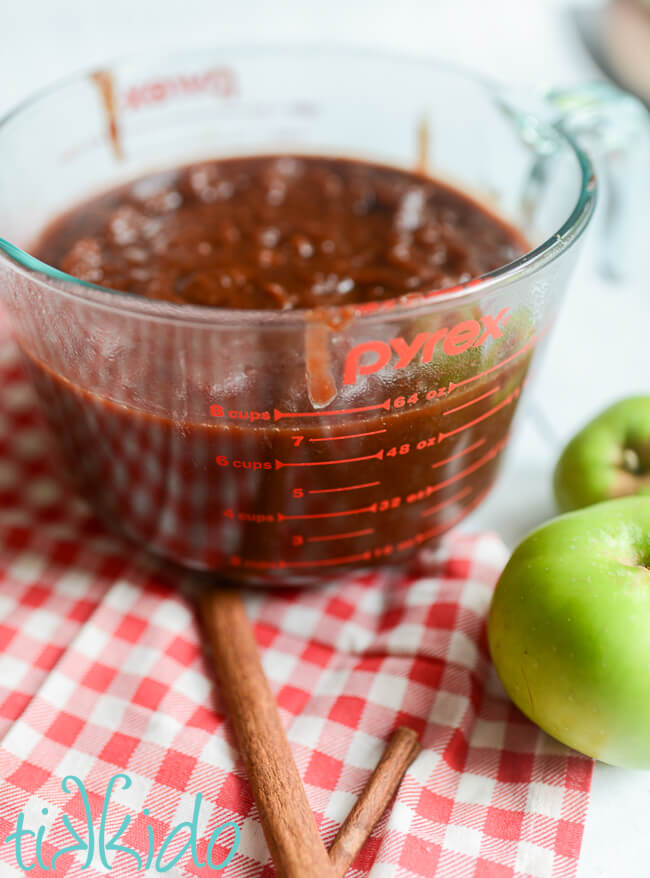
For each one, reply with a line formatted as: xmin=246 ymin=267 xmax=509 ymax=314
xmin=328 ymin=726 xmax=421 ymax=877
xmin=199 ymin=589 xmax=335 ymax=878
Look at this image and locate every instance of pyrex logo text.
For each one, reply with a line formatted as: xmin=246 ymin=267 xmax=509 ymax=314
xmin=343 ymin=308 xmax=510 ymax=385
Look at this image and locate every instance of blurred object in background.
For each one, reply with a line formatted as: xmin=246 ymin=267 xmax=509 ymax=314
xmin=606 ymin=0 xmax=650 ymax=104
xmin=575 ymin=0 xmax=650 ymax=105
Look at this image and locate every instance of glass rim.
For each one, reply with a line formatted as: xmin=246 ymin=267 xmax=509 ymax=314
xmin=0 ymin=44 xmax=597 ymax=327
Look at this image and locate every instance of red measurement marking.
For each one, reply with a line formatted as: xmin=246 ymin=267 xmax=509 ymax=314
xmin=438 ymin=388 xmax=519 ymax=442
xmin=274 ymin=399 xmax=391 ymax=421
xmin=278 ymin=503 xmax=378 ymax=521
xmin=417 ymin=510 xmax=470 ymax=543
xmin=428 ymin=440 xmax=506 ymax=493
xmin=446 ymin=329 xmax=545 ymax=395
xmin=308 ymin=528 xmax=375 ymax=543
xmin=421 ymin=486 xmax=473 ymax=518
xmin=417 ymin=517 xmax=460 ymax=544
xmin=275 ymin=450 xmax=384 ymax=469
xmin=431 ymin=438 xmax=486 ymax=469
xmin=308 ymin=481 xmax=381 ymax=494
xmin=242 ymin=551 xmax=373 ymax=570
xmin=416 ymin=485 xmax=492 ymax=543
xmin=309 ymin=428 xmax=387 ymax=443
xmin=369 ymin=485 xmax=492 ymax=560
xmin=291 ymin=551 xmax=373 ymax=568
xmin=443 ymin=385 xmax=500 ymax=416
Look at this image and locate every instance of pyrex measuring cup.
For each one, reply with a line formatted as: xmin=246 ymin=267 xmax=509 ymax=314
xmin=0 ymin=48 xmax=646 ymax=586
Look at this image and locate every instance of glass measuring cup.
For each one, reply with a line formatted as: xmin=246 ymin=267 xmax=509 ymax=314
xmin=0 ymin=48 xmax=646 ymax=586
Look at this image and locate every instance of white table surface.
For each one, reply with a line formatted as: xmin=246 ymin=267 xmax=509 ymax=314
xmin=1 ymin=1 xmax=649 ymax=875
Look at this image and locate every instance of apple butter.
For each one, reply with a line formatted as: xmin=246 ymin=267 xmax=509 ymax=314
xmin=28 ymin=155 xmax=532 ymax=585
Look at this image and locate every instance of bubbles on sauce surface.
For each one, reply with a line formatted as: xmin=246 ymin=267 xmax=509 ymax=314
xmin=34 ymin=155 xmax=527 ymax=310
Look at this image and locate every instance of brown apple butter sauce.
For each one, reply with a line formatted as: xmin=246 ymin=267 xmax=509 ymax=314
xmin=28 ymin=155 xmax=531 ymax=585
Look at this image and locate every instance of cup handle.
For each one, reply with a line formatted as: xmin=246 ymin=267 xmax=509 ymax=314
xmin=544 ymin=82 xmax=649 ymax=280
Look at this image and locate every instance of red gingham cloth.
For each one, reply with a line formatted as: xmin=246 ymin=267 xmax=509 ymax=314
xmin=0 ymin=320 xmax=593 ymax=878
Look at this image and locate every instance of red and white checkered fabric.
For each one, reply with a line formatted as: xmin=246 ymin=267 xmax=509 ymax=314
xmin=0 ymin=320 xmax=592 ymax=877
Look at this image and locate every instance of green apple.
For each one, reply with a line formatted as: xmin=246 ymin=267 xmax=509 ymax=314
xmin=488 ymin=496 xmax=650 ymax=768
xmin=554 ymin=396 xmax=650 ymax=512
